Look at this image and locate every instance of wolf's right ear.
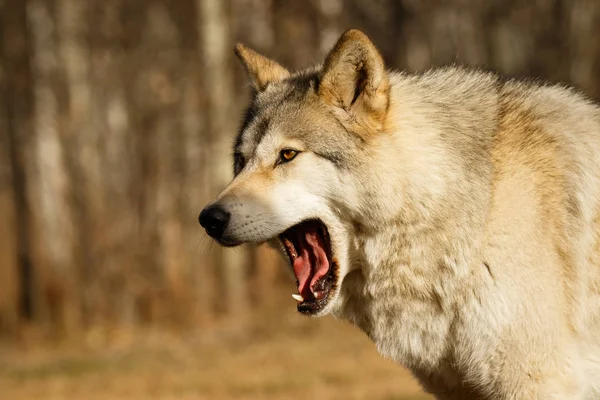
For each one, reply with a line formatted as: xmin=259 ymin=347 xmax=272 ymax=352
xmin=319 ymin=30 xmax=390 ymax=133
xmin=235 ymin=44 xmax=290 ymax=92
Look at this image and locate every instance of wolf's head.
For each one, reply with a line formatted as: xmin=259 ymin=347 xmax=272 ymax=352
xmin=199 ymin=30 xmax=392 ymax=316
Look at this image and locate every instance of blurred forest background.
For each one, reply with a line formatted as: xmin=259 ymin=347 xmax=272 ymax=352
xmin=0 ymin=0 xmax=599 ymax=399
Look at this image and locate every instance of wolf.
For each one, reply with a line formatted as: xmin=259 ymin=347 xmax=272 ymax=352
xmin=199 ymin=29 xmax=600 ymax=399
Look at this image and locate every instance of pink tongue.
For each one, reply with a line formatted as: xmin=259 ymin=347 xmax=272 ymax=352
xmin=292 ymin=229 xmax=329 ymax=299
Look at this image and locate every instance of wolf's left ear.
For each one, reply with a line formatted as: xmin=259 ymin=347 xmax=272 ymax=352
xmin=235 ymin=44 xmax=290 ymax=92
xmin=319 ymin=30 xmax=390 ymax=132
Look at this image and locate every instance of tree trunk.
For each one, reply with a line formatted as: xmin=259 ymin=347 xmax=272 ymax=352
xmin=198 ymin=0 xmax=249 ymax=319
xmin=85 ymin=0 xmax=140 ymax=330
xmin=0 ymin=0 xmax=20 ymax=336
xmin=2 ymin=0 xmax=41 ymax=334
xmin=28 ymin=0 xmax=79 ymax=336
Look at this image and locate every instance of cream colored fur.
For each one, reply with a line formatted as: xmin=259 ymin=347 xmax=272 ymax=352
xmin=205 ymin=30 xmax=600 ymax=399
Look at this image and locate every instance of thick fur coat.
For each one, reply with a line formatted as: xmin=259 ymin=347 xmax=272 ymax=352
xmin=200 ymin=30 xmax=600 ymax=399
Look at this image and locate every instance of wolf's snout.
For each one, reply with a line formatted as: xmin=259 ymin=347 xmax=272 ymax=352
xmin=199 ymin=204 xmax=230 ymax=239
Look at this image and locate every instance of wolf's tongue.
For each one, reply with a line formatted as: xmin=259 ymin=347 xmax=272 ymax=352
xmin=292 ymin=227 xmax=329 ymax=299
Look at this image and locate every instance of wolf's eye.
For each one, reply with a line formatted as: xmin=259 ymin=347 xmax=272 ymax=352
xmin=280 ymin=149 xmax=299 ymax=163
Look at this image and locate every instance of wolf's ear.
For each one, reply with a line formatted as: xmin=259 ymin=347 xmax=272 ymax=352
xmin=318 ymin=30 xmax=389 ymax=131
xmin=235 ymin=44 xmax=290 ymax=92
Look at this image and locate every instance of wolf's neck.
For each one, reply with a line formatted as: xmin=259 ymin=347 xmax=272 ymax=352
xmin=338 ymin=220 xmax=485 ymax=372
xmin=333 ymin=68 xmax=497 ymax=375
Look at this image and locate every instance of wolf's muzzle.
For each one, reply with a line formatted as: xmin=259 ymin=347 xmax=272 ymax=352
xmin=199 ymin=204 xmax=230 ymax=240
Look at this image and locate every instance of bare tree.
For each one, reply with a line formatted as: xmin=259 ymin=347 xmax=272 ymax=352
xmin=28 ymin=0 xmax=79 ymax=335
xmin=198 ymin=0 xmax=249 ymax=319
xmin=2 ymin=0 xmax=40 ymax=331
xmin=0 ymin=0 xmax=19 ymax=335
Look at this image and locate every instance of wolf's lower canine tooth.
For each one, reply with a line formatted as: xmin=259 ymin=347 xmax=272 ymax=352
xmin=292 ymin=294 xmax=304 ymax=302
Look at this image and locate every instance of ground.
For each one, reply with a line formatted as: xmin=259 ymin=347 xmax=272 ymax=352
xmin=0 ymin=312 xmax=431 ymax=400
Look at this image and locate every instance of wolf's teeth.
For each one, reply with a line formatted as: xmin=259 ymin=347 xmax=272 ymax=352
xmin=314 ymin=291 xmax=321 ymax=299
xmin=292 ymin=294 xmax=304 ymax=302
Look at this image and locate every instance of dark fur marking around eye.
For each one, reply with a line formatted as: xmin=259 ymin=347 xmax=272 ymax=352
xmin=233 ymin=152 xmax=245 ymax=175
xmin=253 ymin=118 xmax=271 ymax=147
xmin=238 ymin=103 xmax=258 ymax=141
xmin=314 ymin=151 xmax=345 ymax=168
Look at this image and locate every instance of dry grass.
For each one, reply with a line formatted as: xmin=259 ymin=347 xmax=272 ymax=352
xmin=0 ymin=312 xmax=432 ymax=400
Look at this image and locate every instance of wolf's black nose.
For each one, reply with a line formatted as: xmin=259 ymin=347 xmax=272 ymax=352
xmin=199 ymin=205 xmax=230 ymax=239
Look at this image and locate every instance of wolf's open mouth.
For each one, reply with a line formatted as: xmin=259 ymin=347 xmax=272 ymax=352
xmin=279 ymin=219 xmax=336 ymax=314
